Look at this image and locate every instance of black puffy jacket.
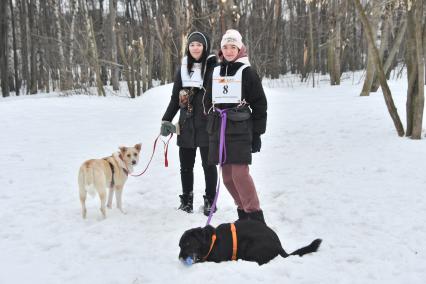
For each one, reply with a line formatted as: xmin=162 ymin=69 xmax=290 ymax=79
xmin=205 ymin=61 xmax=267 ymax=165
xmin=162 ymin=56 xmax=217 ymax=148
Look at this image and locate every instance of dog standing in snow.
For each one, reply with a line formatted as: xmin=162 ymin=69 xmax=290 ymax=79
xmin=78 ymin=144 xmax=141 ymax=219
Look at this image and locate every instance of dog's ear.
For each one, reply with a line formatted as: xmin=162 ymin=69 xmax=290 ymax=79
xmin=201 ymin=225 xmax=215 ymax=245
xmin=119 ymin=146 xmax=127 ymax=153
xmin=134 ymin=143 xmax=142 ymax=152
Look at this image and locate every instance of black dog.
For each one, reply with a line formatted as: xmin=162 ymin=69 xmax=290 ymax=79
xmin=179 ymin=220 xmax=322 ymax=265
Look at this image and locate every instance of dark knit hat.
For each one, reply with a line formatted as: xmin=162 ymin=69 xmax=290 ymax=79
xmin=187 ymin=32 xmax=208 ymax=50
xmin=185 ymin=31 xmax=211 ymax=78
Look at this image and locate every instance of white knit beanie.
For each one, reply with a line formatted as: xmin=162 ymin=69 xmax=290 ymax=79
xmin=220 ymin=29 xmax=243 ymax=49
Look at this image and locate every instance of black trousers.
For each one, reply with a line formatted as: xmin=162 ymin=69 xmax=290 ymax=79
xmin=179 ymin=146 xmax=217 ymax=199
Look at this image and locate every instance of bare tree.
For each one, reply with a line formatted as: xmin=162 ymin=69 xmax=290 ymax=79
xmin=109 ymin=0 xmax=119 ymax=90
xmin=359 ymin=3 xmax=381 ymax=96
xmin=352 ymin=0 xmax=404 ymax=136
xmin=51 ymin=0 xmax=67 ymax=90
xmin=0 ymin=0 xmax=9 ymax=97
xmin=28 ymin=0 xmax=38 ymax=94
xmin=328 ymin=0 xmax=342 ymax=85
xmin=307 ymin=0 xmax=315 ymax=87
xmin=80 ymin=0 xmax=105 ymax=96
xmin=405 ymin=0 xmax=425 ymax=139
xmin=9 ymin=0 xmax=20 ymax=95
xmin=18 ymin=0 xmax=29 ymax=93
xmin=371 ymin=18 xmax=407 ymax=92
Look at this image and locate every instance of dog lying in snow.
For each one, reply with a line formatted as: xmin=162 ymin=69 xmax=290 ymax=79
xmin=78 ymin=144 xmax=141 ymax=218
xmin=179 ymin=220 xmax=322 ymax=265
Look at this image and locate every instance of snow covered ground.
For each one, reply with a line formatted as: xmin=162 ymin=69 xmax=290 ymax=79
xmin=1 ymin=74 xmax=425 ymax=284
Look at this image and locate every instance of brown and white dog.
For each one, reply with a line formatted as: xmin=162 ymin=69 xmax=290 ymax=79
xmin=78 ymin=144 xmax=141 ymax=219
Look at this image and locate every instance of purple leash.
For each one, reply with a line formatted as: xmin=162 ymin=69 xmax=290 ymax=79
xmin=205 ymin=108 xmax=228 ymax=226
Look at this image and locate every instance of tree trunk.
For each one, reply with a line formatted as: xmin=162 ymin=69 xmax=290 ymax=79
xmin=333 ymin=0 xmax=342 ymax=85
xmin=423 ymin=11 xmax=426 ymax=85
xmin=328 ymin=0 xmax=342 ymax=85
xmin=308 ymin=1 xmax=315 ymax=87
xmin=353 ymin=0 xmax=404 ymax=137
xmin=138 ymin=37 xmax=147 ymax=93
xmin=69 ymin=0 xmax=77 ymax=89
xmin=18 ymin=0 xmax=29 ymax=93
xmin=9 ymin=0 xmax=20 ymax=95
xmin=370 ymin=4 xmax=392 ymax=92
xmin=372 ymin=19 xmax=407 ymax=93
xmin=359 ymin=4 xmax=380 ymax=96
xmin=0 ymin=0 xmax=9 ymax=97
xmin=28 ymin=0 xmax=38 ymax=94
xmin=154 ymin=14 xmax=172 ymax=84
xmin=287 ymin=0 xmax=296 ymax=74
xmin=319 ymin=4 xmax=327 ymax=75
xmin=405 ymin=0 xmax=424 ymax=139
xmin=109 ymin=0 xmax=119 ymax=90
xmin=98 ymin=0 xmax=108 ymax=86
xmin=412 ymin=0 xmax=424 ymax=139
xmin=147 ymin=32 xmax=154 ymax=89
xmin=270 ymin=0 xmax=282 ymax=79
xmin=52 ymin=0 xmax=67 ymax=91
xmin=117 ymin=24 xmax=134 ymax=98
xmin=81 ymin=0 xmax=105 ymax=96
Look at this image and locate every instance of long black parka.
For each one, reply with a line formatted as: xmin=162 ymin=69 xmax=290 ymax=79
xmin=205 ymin=61 xmax=267 ymax=165
xmin=162 ymin=55 xmax=217 ymax=148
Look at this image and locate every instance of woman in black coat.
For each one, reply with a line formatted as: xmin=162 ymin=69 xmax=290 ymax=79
xmin=205 ymin=29 xmax=267 ymax=223
xmin=161 ymin=31 xmax=218 ymax=216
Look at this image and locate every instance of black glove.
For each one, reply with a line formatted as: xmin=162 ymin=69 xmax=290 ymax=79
xmin=251 ymin=134 xmax=261 ymax=153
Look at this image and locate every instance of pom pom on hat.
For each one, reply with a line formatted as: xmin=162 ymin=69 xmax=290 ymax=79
xmin=220 ymin=29 xmax=243 ymax=50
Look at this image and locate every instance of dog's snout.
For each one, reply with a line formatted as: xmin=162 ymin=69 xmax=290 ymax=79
xmin=132 ymin=160 xmax=137 ymax=165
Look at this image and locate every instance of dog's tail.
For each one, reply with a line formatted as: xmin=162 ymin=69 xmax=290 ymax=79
xmin=280 ymin=239 xmax=322 ymax=258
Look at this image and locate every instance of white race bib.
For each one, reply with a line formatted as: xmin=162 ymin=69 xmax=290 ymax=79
xmin=212 ymin=65 xmax=249 ymax=104
xmin=181 ymin=56 xmax=203 ymax=88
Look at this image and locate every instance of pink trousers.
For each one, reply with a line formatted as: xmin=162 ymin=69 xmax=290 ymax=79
xmin=222 ymin=164 xmax=260 ymax=212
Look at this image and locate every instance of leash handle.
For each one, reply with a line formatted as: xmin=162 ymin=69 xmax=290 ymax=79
xmin=131 ymin=133 xmax=173 ymax=177
xmin=163 ymin=133 xmax=173 ymax=167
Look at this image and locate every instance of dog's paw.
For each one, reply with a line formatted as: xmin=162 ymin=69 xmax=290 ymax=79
xmin=119 ymin=208 xmax=127 ymax=215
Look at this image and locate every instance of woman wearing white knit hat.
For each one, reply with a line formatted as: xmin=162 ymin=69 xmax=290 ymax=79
xmin=206 ymin=29 xmax=268 ymax=223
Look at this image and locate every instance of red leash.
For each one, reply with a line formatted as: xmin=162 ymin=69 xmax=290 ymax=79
xmin=131 ymin=133 xmax=173 ymax=177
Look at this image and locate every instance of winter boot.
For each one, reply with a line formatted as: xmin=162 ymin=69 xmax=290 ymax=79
xmin=237 ymin=208 xmax=248 ymax=221
xmin=203 ymin=195 xmax=217 ymax=216
xmin=247 ymin=210 xmax=266 ymax=224
xmin=178 ymin=193 xmax=193 ymax=213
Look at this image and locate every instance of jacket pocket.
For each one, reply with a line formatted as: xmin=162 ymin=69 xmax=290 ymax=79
xmin=206 ymin=113 xmax=219 ymax=135
xmin=226 ymin=108 xmax=251 ymax=134
xmin=227 ymin=109 xmax=251 ymax=121
xmin=179 ymin=109 xmax=194 ymax=132
xmin=226 ymin=119 xmax=249 ymax=134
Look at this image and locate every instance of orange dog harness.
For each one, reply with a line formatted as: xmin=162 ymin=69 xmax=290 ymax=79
xmin=202 ymin=223 xmax=238 ymax=261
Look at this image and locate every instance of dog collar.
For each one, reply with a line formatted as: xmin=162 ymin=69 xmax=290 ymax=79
xmin=118 ymin=153 xmax=130 ymax=175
